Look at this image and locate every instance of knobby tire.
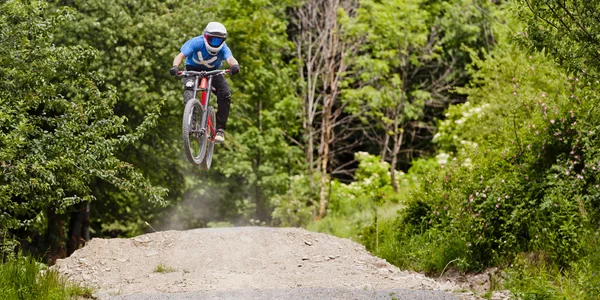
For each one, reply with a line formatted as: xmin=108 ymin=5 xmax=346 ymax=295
xmin=182 ymin=99 xmax=207 ymax=165
xmin=200 ymin=106 xmax=216 ymax=170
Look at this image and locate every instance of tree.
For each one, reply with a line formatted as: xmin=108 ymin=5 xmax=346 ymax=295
xmin=0 ymin=0 xmax=166 ymax=259
xmin=343 ymin=0 xmax=496 ymax=192
xmin=517 ymin=0 xmax=600 ymax=76
xmin=52 ymin=0 xmax=217 ymax=236
xmin=291 ymin=0 xmax=361 ymax=218
xmin=210 ymin=0 xmax=303 ymax=222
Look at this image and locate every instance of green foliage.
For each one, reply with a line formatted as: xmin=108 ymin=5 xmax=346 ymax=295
xmin=52 ymin=0 xmax=202 ymax=237
xmin=206 ymin=221 xmax=233 ymax=228
xmin=8 ymin=2 xmax=600 ymax=299
xmin=55 ymin=0 xmax=303 ymax=230
xmin=337 ymin=4 xmax=600 ymax=298
xmin=154 ymin=263 xmax=176 ymax=273
xmin=343 ymin=0 xmax=496 ymax=165
xmin=48 ymin=0 xmax=303 ymax=233
xmin=0 ymin=0 xmax=166 ymax=248
xmin=515 ymin=0 xmax=600 ymax=77
xmin=343 ymin=0 xmax=430 ymax=142
xmin=390 ymin=6 xmax=599 ymax=269
xmin=211 ymin=0 xmax=302 ymax=222
xmin=271 ymin=174 xmax=315 ymax=227
xmin=360 ymin=9 xmax=600 ymax=300
xmin=367 ymin=223 xmax=469 ymax=274
xmin=505 ymin=233 xmax=600 ymax=300
xmin=0 ymin=253 xmax=93 ymax=300
xmin=353 ymin=154 xmax=470 ymax=273
xmin=306 ymin=152 xmax=403 ymax=238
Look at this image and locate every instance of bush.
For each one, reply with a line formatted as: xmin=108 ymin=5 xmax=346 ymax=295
xmin=301 ymin=152 xmax=405 ymax=239
xmin=360 ymin=217 xmax=470 ymax=274
xmin=374 ymin=12 xmax=600 ymax=276
xmin=271 ymin=174 xmax=316 ymax=227
xmin=0 ymin=254 xmax=92 ymax=300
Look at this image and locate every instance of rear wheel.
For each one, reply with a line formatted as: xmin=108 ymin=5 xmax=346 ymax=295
xmin=200 ymin=106 xmax=216 ymax=170
xmin=182 ymin=99 xmax=207 ymax=164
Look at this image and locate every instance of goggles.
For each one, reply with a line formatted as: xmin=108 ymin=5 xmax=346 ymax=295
xmin=205 ymin=35 xmax=225 ymax=47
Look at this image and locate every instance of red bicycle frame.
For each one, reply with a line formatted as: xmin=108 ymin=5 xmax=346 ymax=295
xmin=199 ymin=77 xmax=208 ymax=106
xmin=178 ymin=69 xmax=230 ymax=142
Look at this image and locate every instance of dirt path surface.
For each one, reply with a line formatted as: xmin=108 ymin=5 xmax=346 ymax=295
xmin=52 ymin=227 xmax=498 ymax=299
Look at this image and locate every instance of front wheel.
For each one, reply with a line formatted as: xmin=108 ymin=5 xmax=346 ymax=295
xmin=200 ymin=106 xmax=216 ymax=170
xmin=182 ymin=99 xmax=207 ymax=164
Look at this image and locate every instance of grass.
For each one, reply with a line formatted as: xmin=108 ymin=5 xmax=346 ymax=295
xmin=154 ymin=263 xmax=176 ymax=273
xmin=504 ymin=251 xmax=600 ymax=300
xmin=0 ymin=254 xmax=94 ymax=300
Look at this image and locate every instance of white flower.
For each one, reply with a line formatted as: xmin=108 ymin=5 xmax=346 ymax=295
xmin=462 ymin=158 xmax=472 ymax=168
xmin=436 ymin=152 xmax=450 ymax=165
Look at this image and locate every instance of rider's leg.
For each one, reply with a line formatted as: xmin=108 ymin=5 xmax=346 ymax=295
xmin=211 ymin=74 xmax=231 ymax=132
xmin=183 ymin=77 xmax=195 ymax=105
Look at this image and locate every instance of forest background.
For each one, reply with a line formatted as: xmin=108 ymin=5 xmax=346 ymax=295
xmin=2 ymin=0 xmax=600 ymax=298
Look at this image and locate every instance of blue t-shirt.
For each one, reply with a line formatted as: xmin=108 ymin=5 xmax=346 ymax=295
xmin=180 ymin=36 xmax=232 ymax=71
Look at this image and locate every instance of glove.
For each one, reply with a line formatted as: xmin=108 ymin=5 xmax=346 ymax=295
xmin=169 ymin=65 xmax=179 ymax=77
xmin=231 ymin=64 xmax=240 ymax=75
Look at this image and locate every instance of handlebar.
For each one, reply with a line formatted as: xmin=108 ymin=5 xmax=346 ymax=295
xmin=177 ymin=69 xmax=230 ymax=77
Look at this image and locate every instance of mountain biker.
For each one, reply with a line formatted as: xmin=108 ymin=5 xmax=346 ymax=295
xmin=170 ymin=21 xmax=240 ymax=143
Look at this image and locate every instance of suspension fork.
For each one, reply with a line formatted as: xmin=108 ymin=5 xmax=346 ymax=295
xmin=199 ymin=76 xmax=214 ymax=136
xmin=191 ymin=76 xmax=200 ymax=100
xmin=188 ymin=76 xmax=201 ymax=134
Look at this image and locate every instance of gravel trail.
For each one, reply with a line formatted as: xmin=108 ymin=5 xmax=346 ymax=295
xmin=52 ymin=227 xmax=483 ymax=299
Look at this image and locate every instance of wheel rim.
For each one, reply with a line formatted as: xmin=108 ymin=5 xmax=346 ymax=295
xmin=201 ymin=107 xmax=216 ymax=170
xmin=188 ymin=106 xmax=203 ymax=160
xmin=182 ymin=99 xmax=207 ymax=165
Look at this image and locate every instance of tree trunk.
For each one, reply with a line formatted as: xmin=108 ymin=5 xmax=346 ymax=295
xmin=390 ymin=62 xmax=408 ymax=193
xmin=295 ymin=2 xmax=320 ymax=193
xmin=255 ymin=98 xmax=264 ymax=221
xmin=390 ymin=114 xmax=404 ymax=193
xmin=46 ymin=208 xmax=66 ymax=264
xmin=294 ymin=0 xmax=358 ymax=218
xmin=306 ymin=126 xmax=314 ymax=181
xmin=390 ymin=130 xmax=404 ymax=193
xmin=67 ymin=201 xmax=90 ymax=256
xmin=319 ymin=96 xmax=332 ymax=218
xmin=318 ymin=0 xmax=340 ymax=218
xmin=380 ymin=125 xmax=390 ymax=162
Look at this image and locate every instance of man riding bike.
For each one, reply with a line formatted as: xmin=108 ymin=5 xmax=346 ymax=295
xmin=170 ymin=21 xmax=240 ymax=143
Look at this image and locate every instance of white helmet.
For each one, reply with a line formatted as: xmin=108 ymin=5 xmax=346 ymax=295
xmin=203 ymin=22 xmax=227 ymax=55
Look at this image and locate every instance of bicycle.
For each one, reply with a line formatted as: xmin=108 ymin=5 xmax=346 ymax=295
xmin=177 ymin=69 xmax=230 ymax=170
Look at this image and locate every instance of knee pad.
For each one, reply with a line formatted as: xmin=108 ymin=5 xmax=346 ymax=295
xmin=218 ymin=91 xmax=232 ymax=102
xmin=184 ymin=79 xmax=195 ymax=91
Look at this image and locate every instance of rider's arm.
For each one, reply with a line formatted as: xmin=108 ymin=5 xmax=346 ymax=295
xmin=173 ymin=52 xmax=186 ymax=67
xmin=226 ymin=56 xmax=239 ymax=67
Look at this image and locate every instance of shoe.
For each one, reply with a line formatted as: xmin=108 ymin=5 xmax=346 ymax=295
xmin=214 ymin=129 xmax=225 ymax=144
